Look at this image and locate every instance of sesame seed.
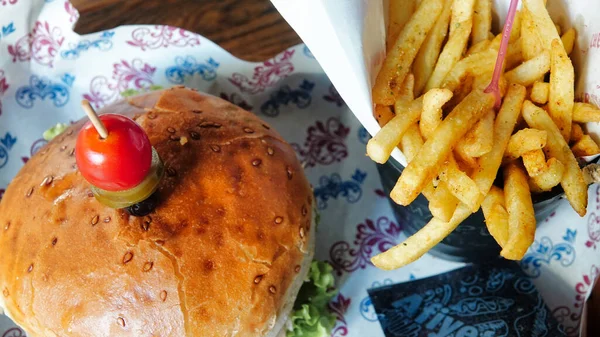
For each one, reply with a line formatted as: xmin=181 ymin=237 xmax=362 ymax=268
xmin=27 ymin=264 xmax=33 ymax=273
xmin=210 ymin=145 xmax=221 ymax=153
xmin=117 ymin=317 xmax=126 ymax=327
xmin=91 ymin=215 xmax=99 ymax=226
xmin=169 ymin=135 xmax=180 ymax=141
xmin=274 ymin=216 xmax=283 ymax=224
xmin=103 ymin=216 xmax=111 ymax=223
xmin=267 ymin=147 xmax=274 ymax=156
xmin=160 ymin=290 xmax=167 ymax=302
xmin=143 ymin=262 xmax=154 ymax=272
xmin=299 ymin=227 xmax=305 ymax=238
xmin=269 ymin=286 xmax=277 ymax=294
xmin=40 ymin=175 xmax=53 ymax=187
xmin=294 ymin=265 xmax=301 ymax=273
xmin=2 ymin=288 xmax=9 ymax=297
xmin=254 ymin=275 xmax=263 ymax=284
xmin=26 ymin=187 xmax=34 ymax=197
xmin=189 ymin=131 xmax=200 ymax=140
xmin=122 ymin=252 xmax=134 ymax=264
xmin=252 ymin=159 xmax=262 ymax=167
xmin=286 ymin=167 xmax=293 ymax=180
xmin=60 ymin=145 xmax=67 ymax=152
xmin=167 ymin=127 xmax=176 ymax=134
xmin=191 ymin=109 xmax=203 ymax=114
xmin=243 ymin=127 xmax=254 ymax=134
xmin=166 ymin=167 xmax=177 ymax=177
xmin=52 ymin=237 xmax=58 ymax=246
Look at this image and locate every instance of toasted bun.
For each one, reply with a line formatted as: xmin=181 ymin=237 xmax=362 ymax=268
xmin=0 ymin=87 xmax=314 ymax=337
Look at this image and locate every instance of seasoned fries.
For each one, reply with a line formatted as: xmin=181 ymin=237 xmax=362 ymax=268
xmin=482 ymin=186 xmax=509 ymax=247
xmin=420 ymin=88 xmax=453 ymax=139
xmin=455 ymin=109 xmax=494 ymax=158
xmin=504 ymin=128 xmax=548 ymax=160
xmin=414 ymin=0 xmax=453 ymax=96
xmin=501 ymin=162 xmax=536 ymax=260
xmin=523 ymin=101 xmax=587 ymax=216
xmin=425 ymin=0 xmax=476 ymax=91
xmin=573 ymin=102 xmax=600 ymax=123
xmin=370 ymin=0 xmax=596 ymax=270
xmin=505 ymin=51 xmax=551 ymax=87
xmin=387 ymin=0 xmax=417 ymax=49
xmin=373 ymin=0 xmax=444 ymax=105
xmin=549 ymin=39 xmax=575 ymax=141
xmin=390 ymin=90 xmax=494 ymax=206
xmin=472 ymin=0 xmax=492 ymax=45
xmin=562 ymin=28 xmax=576 ymax=55
xmin=572 ymin=135 xmax=600 ymax=157
xmin=367 ymin=98 xmax=423 ymax=164
xmin=531 ymin=81 xmax=549 ymax=104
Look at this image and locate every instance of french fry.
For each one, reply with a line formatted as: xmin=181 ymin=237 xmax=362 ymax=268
xmin=391 ymin=90 xmax=494 ymax=205
xmin=509 ymin=10 xmax=522 ymax=43
xmin=562 ymin=28 xmax=576 ymax=55
xmin=420 ymin=88 xmax=453 ymax=139
xmin=501 ymin=162 xmax=536 ymax=260
xmin=367 ymin=98 xmax=424 ymax=164
xmin=371 ymin=204 xmax=472 ymax=270
xmin=504 ymin=128 xmax=548 ymax=160
xmin=439 ymin=156 xmax=483 ymax=212
xmin=530 ymin=158 xmax=565 ymax=191
xmin=450 ymin=0 xmax=478 ymax=34
xmin=373 ymin=87 xmax=524 ymax=269
xmin=506 ymin=39 xmax=524 ymax=70
xmin=523 ymin=0 xmax=563 ymax=50
xmin=520 ymin=8 xmax=544 ymax=60
xmin=455 ymin=109 xmax=495 ymax=158
xmin=413 ymin=0 xmax=453 ymax=96
xmin=571 ymin=123 xmax=584 ymax=143
xmin=425 ymin=0 xmax=476 ymax=91
xmin=522 ymin=149 xmax=547 ymax=177
xmin=573 ymin=102 xmax=600 ymax=123
xmin=530 ymin=81 xmax=550 ymax=105
xmin=472 ymin=0 xmax=492 ymax=45
xmin=467 ymin=39 xmax=491 ymax=56
xmin=482 ymin=186 xmax=509 ymax=247
xmin=505 ymin=50 xmax=551 ymax=87
xmin=399 ymin=123 xmax=437 ymax=200
xmin=442 ymin=48 xmax=497 ymax=92
xmin=549 ymin=39 xmax=575 ymax=141
xmin=371 ymin=86 xmax=526 ymax=270
xmin=387 ymin=0 xmax=417 ymax=49
xmin=472 ymin=84 xmax=527 ymax=198
xmin=375 ymin=104 xmax=395 ymax=127
xmin=522 ymin=100 xmax=587 ymax=216
xmin=400 ymin=124 xmax=424 ymax=162
xmin=398 ymin=73 xmax=416 ymax=102
xmin=572 ymin=135 xmax=600 ymax=157
xmin=373 ymin=0 xmax=444 ymax=105
xmin=429 ymin=181 xmax=459 ymax=222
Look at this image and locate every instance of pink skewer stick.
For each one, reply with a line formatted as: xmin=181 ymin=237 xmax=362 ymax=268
xmin=485 ymin=0 xmax=520 ymax=109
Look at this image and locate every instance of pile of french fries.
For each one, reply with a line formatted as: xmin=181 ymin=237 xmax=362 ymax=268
xmin=369 ymin=0 xmax=600 ymax=270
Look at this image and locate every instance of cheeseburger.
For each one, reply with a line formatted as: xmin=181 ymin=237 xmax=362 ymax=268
xmin=0 ymin=87 xmax=336 ymax=337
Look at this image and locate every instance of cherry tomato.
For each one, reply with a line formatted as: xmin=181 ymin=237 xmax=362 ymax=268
xmin=75 ymin=114 xmax=152 ymax=191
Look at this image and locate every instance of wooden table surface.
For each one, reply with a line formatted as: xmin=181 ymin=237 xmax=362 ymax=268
xmin=70 ymin=0 xmax=302 ymax=62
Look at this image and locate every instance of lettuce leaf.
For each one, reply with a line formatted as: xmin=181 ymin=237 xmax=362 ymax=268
xmin=43 ymin=123 xmax=68 ymax=141
xmin=287 ymin=261 xmax=337 ymax=337
xmin=120 ymin=85 xmax=164 ymax=98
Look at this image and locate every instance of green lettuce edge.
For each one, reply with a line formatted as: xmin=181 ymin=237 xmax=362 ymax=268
xmin=120 ymin=85 xmax=165 ymax=98
xmin=287 ymin=260 xmax=337 ymax=337
xmin=42 ymin=123 xmax=69 ymax=141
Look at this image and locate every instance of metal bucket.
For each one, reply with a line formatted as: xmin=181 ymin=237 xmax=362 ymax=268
xmin=376 ymin=157 xmax=564 ymax=263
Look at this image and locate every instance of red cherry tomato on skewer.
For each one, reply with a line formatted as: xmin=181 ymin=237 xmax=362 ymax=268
xmin=75 ymin=114 xmax=152 ymax=191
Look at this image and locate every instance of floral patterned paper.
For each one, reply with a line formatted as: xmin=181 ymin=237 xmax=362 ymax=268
xmin=0 ymin=1 xmax=598 ymax=336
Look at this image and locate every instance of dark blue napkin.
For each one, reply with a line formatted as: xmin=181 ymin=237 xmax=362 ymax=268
xmin=368 ymin=259 xmax=566 ymax=337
